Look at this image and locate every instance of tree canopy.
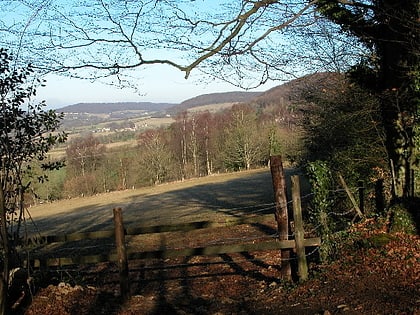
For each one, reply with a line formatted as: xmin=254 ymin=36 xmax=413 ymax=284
xmin=316 ymin=0 xmax=419 ymax=198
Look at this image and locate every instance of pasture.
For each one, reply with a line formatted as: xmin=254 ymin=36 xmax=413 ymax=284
xmin=28 ymin=167 xmax=299 ymax=236
xmin=23 ymin=167 xmax=420 ymax=315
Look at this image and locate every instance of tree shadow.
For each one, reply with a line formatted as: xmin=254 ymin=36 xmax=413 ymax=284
xmin=121 ymin=224 xmax=288 ymax=315
xmin=23 ymin=168 xmax=315 ymax=313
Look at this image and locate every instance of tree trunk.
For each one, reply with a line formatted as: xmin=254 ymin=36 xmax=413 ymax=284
xmin=119 ymin=158 xmax=127 ymax=190
xmin=190 ymin=116 xmax=199 ymax=177
xmin=0 ymin=186 xmax=9 ymax=315
xmin=205 ymin=140 xmax=212 ymax=175
xmin=376 ymin=0 xmax=419 ymax=199
xmin=181 ymin=115 xmax=188 ymax=180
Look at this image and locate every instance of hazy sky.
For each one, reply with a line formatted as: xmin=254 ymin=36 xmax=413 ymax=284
xmin=0 ymin=1 xmax=273 ymax=108
xmin=1 ymin=1 xmax=344 ymax=109
xmin=36 ymin=65 xmax=279 ymax=109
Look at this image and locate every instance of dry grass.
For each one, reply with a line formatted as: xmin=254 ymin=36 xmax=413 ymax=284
xmin=27 ymin=168 xmax=292 ymax=236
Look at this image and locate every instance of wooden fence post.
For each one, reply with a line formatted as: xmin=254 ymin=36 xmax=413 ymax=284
xmin=291 ymin=175 xmax=308 ymax=281
xmin=269 ymin=155 xmax=291 ymax=280
xmin=358 ymin=180 xmax=365 ymax=215
xmin=338 ymin=174 xmax=364 ymax=218
xmin=375 ymin=179 xmax=385 ymax=213
xmin=113 ymin=207 xmax=130 ymax=302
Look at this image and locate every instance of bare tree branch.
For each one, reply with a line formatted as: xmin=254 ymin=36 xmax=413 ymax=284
xmin=0 ymin=0 xmax=365 ymax=88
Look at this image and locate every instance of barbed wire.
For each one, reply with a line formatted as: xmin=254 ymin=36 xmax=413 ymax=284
xmin=208 ymin=202 xmax=277 ymax=214
xmin=205 ymin=233 xmax=279 ymax=246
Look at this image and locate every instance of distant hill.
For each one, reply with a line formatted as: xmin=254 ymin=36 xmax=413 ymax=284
xmin=168 ymin=73 xmax=341 ymax=114
xmin=56 ymin=72 xmax=341 ymax=131
xmin=167 ymin=91 xmax=263 ymax=114
xmin=242 ymin=72 xmax=343 ymax=128
xmin=56 ymin=73 xmax=339 ymax=115
xmin=57 ymin=102 xmax=174 ymax=114
xmin=252 ymin=72 xmax=342 ymax=107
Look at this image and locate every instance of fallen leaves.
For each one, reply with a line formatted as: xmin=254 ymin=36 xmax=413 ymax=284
xmin=24 ymin=220 xmax=420 ymax=315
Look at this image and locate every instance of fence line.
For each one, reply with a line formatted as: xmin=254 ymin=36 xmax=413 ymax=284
xmin=25 ymin=210 xmax=320 ymax=267
xmin=24 ymin=180 xmax=364 ymax=260
xmin=25 ymin=182 xmax=364 ymax=244
xmin=24 ymin=176 xmax=318 ymax=303
xmin=27 ymin=235 xmax=321 ymax=269
xmin=25 ymin=214 xmax=275 ymax=246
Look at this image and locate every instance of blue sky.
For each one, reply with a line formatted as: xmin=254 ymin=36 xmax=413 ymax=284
xmin=4 ymin=0 xmax=280 ymax=108
xmin=1 ymin=1 xmax=355 ymax=108
xmin=36 ymin=65 xmax=279 ymax=109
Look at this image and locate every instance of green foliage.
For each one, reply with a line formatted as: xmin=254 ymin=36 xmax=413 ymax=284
xmin=96 ymin=130 xmax=136 ymax=144
xmin=27 ymin=163 xmax=66 ymax=201
xmin=301 ymin=74 xmax=389 ymax=215
xmin=317 ymin=0 xmax=419 ymax=199
xmin=388 ymin=204 xmax=417 ymax=235
xmin=301 ymin=75 xmax=387 ymax=182
xmin=414 ymin=118 xmax=420 ymax=196
xmin=0 ymin=47 xmax=66 ymax=312
xmin=0 ymin=47 xmax=66 ymax=213
xmin=307 ymin=160 xmax=334 ymax=261
xmin=268 ymin=126 xmax=282 ymax=156
xmin=307 ymin=161 xmax=333 ymax=216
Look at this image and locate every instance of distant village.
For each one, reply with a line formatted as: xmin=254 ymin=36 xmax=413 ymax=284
xmin=61 ymin=109 xmax=172 ymax=132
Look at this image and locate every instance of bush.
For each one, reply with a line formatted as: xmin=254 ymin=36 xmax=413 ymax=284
xmin=388 ymin=204 xmax=417 ymax=235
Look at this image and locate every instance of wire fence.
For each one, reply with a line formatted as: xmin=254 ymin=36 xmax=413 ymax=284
xmin=19 ymin=172 xmax=372 ymax=290
xmin=24 ymin=183 xmax=365 ymax=249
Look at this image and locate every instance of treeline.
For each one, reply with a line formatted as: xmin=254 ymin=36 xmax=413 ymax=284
xmin=30 ymin=72 xmax=399 ymax=206
xmin=30 ymin=103 xmax=300 ymax=201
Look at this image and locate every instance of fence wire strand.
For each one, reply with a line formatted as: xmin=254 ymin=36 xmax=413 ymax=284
xmin=21 ymin=177 xmax=371 ymax=283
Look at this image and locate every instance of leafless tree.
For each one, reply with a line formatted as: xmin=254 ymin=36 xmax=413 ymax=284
xmin=0 ymin=1 xmax=362 ymax=87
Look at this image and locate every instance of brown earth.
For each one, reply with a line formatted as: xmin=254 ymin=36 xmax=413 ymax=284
xmin=23 ymin=230 xmax=419 ymax=315
xmin=15 ymin=169 xmax=420 ymax=314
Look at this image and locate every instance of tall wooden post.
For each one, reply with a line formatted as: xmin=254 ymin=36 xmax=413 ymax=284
xmin=358 ymin=180 xmax=365 ymax=215
xmin=269 ymin=155 xmax=291 ymax=280
xmin=113 ymin=207 xmax=130 ymax=303
xmin=291 ymin=175 xmax=308 ymax=281
xmin=375 ymin=179 xmax=385 ymax=213
xmin=0 ymin=186 xmax=9 ymax=315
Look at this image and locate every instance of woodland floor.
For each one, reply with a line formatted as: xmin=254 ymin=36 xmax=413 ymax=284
xmin=21 ymin=223 xmax=420 ymax=315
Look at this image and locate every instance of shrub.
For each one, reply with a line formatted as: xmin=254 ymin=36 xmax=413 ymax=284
xmin=388 ymin=204 xmax=417 ymax=235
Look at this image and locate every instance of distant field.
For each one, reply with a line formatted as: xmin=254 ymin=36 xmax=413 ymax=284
xmin=47 ymin=116 xmax=175 ymax=159
xmin=27 ymin=167 xmax=306 ymax=237
xmin=132 ymin=116 xmax=174 ymax=130
xmin=187 ymin=102 xmax=236 ymax=113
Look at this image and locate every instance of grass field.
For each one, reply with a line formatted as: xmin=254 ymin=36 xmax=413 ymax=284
xmin=27 ymin=168 xmax=303 ymax=236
